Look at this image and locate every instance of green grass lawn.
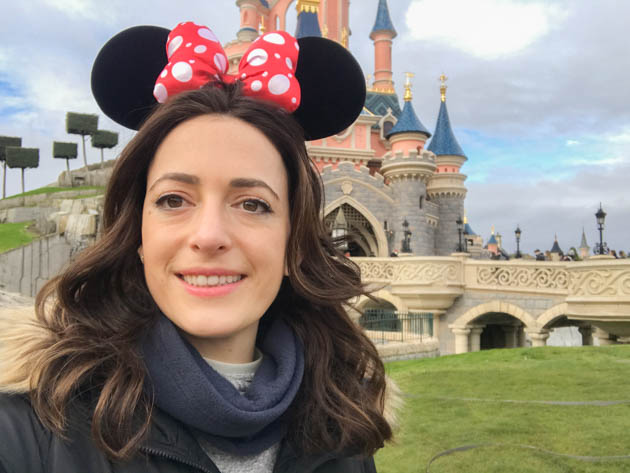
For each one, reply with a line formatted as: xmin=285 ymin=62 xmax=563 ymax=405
xmin=0 ymin=221 xmax=38 ymax=252
xmin=1 ymin=185 xmax=105 ymax=200
xmin=376 ymin=346 xmax=630 ymax=473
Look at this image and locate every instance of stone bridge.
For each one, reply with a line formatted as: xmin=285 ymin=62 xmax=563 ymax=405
xmin=353 ymin=255 xmax=630 ymax=355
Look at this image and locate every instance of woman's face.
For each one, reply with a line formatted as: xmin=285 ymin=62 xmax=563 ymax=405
xmin=140 ymin=114 xmax=290 ymax=362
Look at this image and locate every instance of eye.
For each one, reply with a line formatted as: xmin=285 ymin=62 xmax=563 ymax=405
xmin=155 ymin=194 xmax=186 ymax=209
xmin=240 ymin=198 xmax=272 ymax=213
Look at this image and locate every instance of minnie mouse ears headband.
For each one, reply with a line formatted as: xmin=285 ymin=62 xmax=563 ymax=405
xmin=91 ymin=22 xmax=367 ymax=141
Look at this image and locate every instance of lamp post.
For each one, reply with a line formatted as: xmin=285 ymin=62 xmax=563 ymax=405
xmin=595 ymin=204 xmax=607 ymax=255
xmin=456 ymin=216 xmax=464 ymax=252
xmin=401 ymin=219 xmax=412 ymax=253
xmin=515 ymin=225 xmax=522 ymax=258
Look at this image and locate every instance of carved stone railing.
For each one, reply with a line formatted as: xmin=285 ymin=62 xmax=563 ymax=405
xmin=353 ymin=257 xmax=630 ymax=329
xmin=353 ymin=257 xmax=465 ymax=311
xmin=354 ymin=257 xmax=463 ymax=286
xmin=568 ymin=262 xmax=630 ymax=297
xmin=465 ymin=260 xmax=570 ymax=295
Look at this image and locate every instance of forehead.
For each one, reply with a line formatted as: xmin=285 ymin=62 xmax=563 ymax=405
xmin=148 ymin=114 xmax=288 ymax=191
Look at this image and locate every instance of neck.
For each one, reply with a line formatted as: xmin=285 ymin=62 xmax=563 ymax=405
xmin=183 ymin=321 xmax=259 ymax=363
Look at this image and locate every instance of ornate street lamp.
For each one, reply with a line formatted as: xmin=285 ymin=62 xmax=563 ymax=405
xmin=401 ymin=219 xmax=412 ymax=253
xmin=456 ymin=216 xmax=464 ymax=252
xmin=595 ymin=204 xmax=607 ymax=255
xmin=515 ymin=225 xmax=522 ymax=258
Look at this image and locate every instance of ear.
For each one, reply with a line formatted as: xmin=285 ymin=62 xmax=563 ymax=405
xmin=138 ymin=246 xmax=144 ymax=263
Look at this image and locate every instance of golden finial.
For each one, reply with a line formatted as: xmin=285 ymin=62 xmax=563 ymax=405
xmin=259 ymin=19 xmax=266 ymax=34
xmin=366 ymin=73 xmax=373 ymax=90
xmin=491 ymin=225 xmax=495 ymax=235
xmin=463 ymin=211 xmax=468 ymax=224
xmin=341 ymin=27 xmax=349 ymax=48
xmin=321 ymin=24 xmax=329 ymax=38
xmin=296 ymin=0 xmax=320 ymax=14
xmin=439 ymin=74 xmax=448 ymax=102
xmin=404 ymin=72 xmax=415 ymax=102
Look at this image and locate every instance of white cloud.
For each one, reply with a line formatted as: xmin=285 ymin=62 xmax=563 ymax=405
xmin=42 ymin=0 xmax=117 ymax=23
xmin=607 ymin=129 xmax=630 ymax=143
xmin=405 ymin=0 xmax=567 ymax=59
xmin=565 ymin=139 xmax=580 ymax=146
xmin=568 ymin=156 xmax=626 ymax=167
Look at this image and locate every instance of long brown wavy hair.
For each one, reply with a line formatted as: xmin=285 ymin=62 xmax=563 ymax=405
xmin=28 ymin=83 xmax=392 ymax=459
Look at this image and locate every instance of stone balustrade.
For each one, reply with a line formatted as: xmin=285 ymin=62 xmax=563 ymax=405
xmin=354 ymin=256 xmax=630 ymax=338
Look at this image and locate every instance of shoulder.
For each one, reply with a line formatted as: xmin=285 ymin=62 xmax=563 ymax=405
xmin=0 ymin=393 xmax=49 ymax=473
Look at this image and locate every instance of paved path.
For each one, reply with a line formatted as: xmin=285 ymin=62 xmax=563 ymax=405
xmin=426 ymin=443 xmax=630 ymax=472
xmin=406 ymin=394 xmax=630 ymax=406
xmin=0 ymin=289 xmax=33 ymax=309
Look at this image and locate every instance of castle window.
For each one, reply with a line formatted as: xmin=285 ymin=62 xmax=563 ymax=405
xmin=419 ymin=195 xmax=424 ymax=209
xmin=383 ymin=121 xmax=393 ymax=136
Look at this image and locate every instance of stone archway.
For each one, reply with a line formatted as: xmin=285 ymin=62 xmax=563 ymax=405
xmin=355 ymin=290 xmax=405 ymax=313
xmin=324 ymin=197 xmax=389 ymax=257
xmin=449 ymin=301 xmax=539 ymax=354
xmin=538 ymin=303 xmax=594 ymax=346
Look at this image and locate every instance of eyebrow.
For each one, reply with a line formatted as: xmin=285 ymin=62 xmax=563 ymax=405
xmin=149 ymin=172 xmax=199 ymax=191
xmin=148 ymin=173 xmax=279 ymax=200
xmin=229 ymin=178 xmax=280 ymax=201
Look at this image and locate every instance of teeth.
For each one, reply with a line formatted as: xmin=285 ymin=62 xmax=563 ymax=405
xmin=183 ymin=274 xmax=242 ymax=287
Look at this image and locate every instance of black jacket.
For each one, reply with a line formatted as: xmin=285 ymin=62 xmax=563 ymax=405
xmin=0 ymin=394 xmax=377 ymax=473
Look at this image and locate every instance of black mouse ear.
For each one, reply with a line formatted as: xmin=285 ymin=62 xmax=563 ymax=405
xmin=294 ymin=37 xmax=366 ymax=141
xmin=92 ymin=25 xmax=367 ymax=138
xmin=91 ymin=26 xmax=170 ymax=130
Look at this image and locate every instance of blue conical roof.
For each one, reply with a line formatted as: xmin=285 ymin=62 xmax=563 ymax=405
xmin=550 ymin=237 xmax=562 ymax=254
xmin=371 ymin=0 xmax=397 ymax=38
xmin=259 ymin=0 xmax=269 ymax=7
xmin=464 ymin=223 xmax=476 ymax=236
xmin=427 ymin=101 xmax=466 ymax=157
xmin=386 ymin=100 xmax=430 ymax=138
xmin=296 ymin=11 xmax=322 ymax=38
xmin=487 ymin=234 xmax=498 ymax=245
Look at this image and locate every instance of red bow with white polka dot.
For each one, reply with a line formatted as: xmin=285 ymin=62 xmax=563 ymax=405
xmin=153 ymin=22 xmax=301 ymax=113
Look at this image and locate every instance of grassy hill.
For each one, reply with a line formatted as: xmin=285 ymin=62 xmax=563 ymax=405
xmin=376 ymin=346 xmax=630 ymax=472
xmin=0 ymin=221 xmax=37 ymax=253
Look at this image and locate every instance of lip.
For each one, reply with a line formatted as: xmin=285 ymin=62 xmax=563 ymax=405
xmin=177 ymin=268 xmax=244 ymax=277
xmin=175 ymin=269 xmax=246 ymax=298
xmin=177 ymin=273 xmax=245 ymax=298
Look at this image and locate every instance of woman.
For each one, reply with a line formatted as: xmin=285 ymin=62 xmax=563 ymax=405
xmin=0 ymin=23 xmax=394 ymax=473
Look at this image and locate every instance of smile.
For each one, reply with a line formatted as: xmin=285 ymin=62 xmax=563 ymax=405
xmin=180 ymin=274 xmax=244 ymax=287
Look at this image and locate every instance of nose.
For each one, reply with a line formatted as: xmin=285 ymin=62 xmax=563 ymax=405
xmin=188 ymin=201 xmax=233 ymax=253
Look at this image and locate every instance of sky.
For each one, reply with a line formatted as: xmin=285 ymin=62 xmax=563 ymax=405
xmin=0 ymin=0 xmax=628 ymax=255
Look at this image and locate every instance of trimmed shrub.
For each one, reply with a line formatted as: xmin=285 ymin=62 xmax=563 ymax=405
xmin=91 ymin=130 xmax=119 ymax=148
xmin=66 ymin=112 xmax=98 ymax=135
xmin=53 ymin=141 xmax=78 ymax=159
xmin=0 ymin=136 xmax=22 ymax=162
xmin=6 ymin=147 xmax=39 ymax=169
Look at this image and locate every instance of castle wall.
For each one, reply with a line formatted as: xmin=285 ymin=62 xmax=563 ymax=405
xmin=432 ymin=194 xmax=464 ymax=256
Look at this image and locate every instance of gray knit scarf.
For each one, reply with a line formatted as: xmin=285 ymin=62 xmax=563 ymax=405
xmin=142 ymin=315 xmax=304 ymax=455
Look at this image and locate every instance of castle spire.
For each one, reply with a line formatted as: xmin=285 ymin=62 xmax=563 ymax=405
xmin=404 ymin=72 xmax=414 ymax=102
xmin=370 ymin=0 xmax=397 ymax=37
xmin=428 ymin=76 xmax=466 ymax=158
xmin=370 ymin=0 xmax=396 ymax=93
xmin=440 ymin=74 xmax=447 ymax=102
xmin=386 ymin=82 xmax=430 ymax=139
xmin=296 ymin=0 xmax=322 ymax=38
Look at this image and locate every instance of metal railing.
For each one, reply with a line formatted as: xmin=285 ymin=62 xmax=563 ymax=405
xmin=359 ymin=309 xmax=433 ymax=345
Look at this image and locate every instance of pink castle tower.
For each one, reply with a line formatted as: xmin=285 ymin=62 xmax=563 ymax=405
xmin=369 ymin=0 xmax=397 ymax=94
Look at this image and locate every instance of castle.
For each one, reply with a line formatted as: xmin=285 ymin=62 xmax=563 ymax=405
xmin=223 ymin=0 xmax=475 ymax=258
